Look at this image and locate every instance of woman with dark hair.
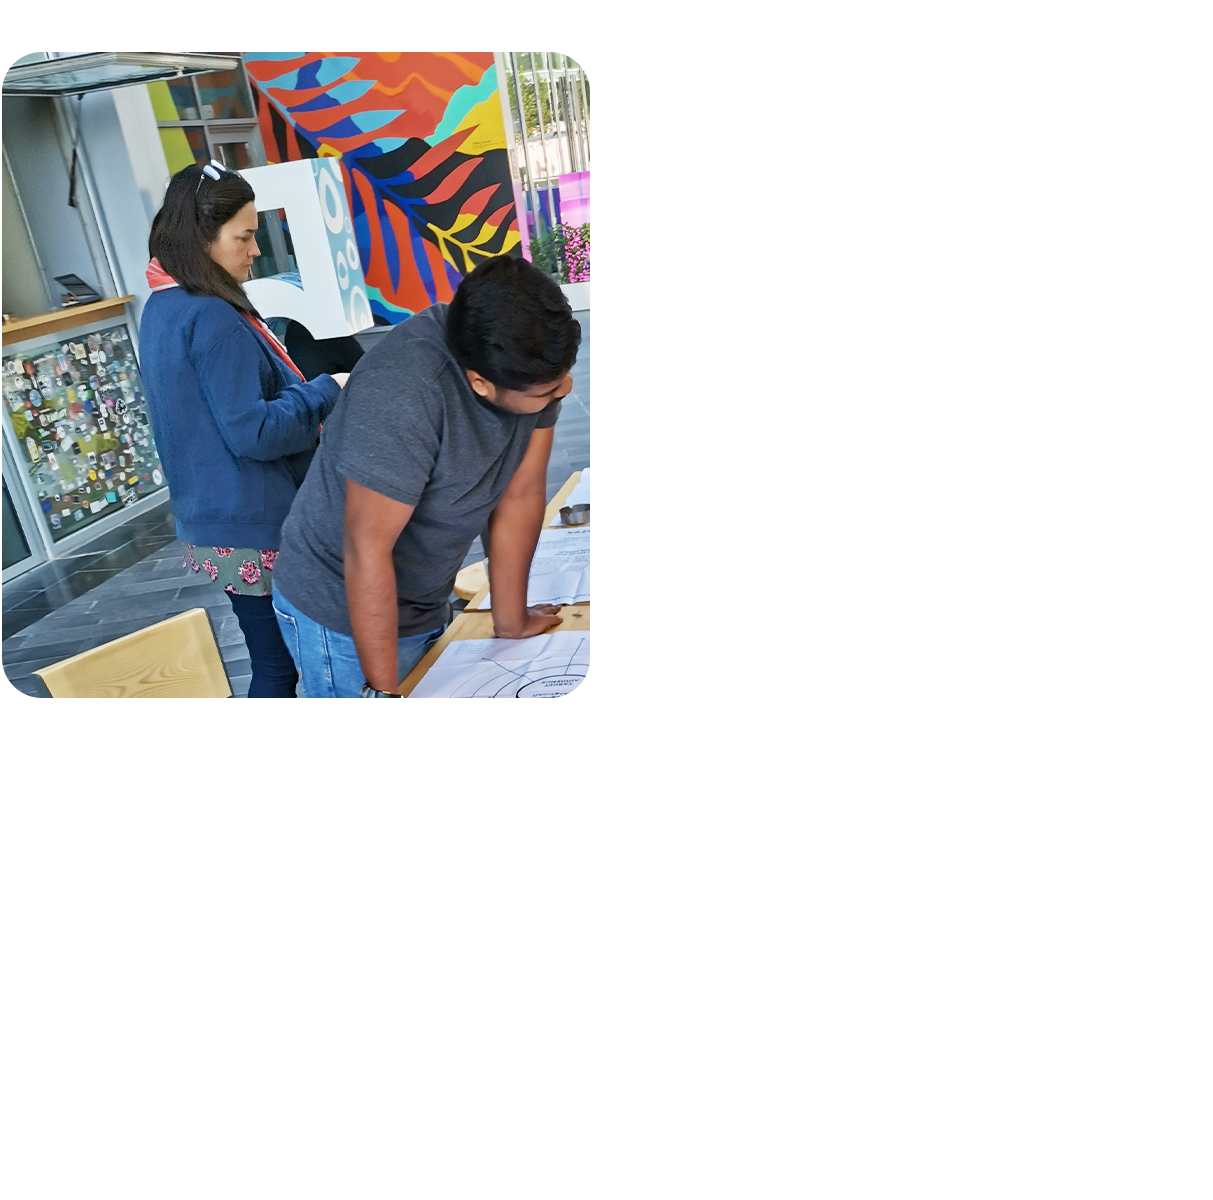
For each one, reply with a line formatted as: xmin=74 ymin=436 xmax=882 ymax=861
xmin=138 ymin=160 xmax=347 ymax=697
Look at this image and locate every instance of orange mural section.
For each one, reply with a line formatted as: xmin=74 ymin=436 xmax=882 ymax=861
xmin=245 ymin=52 xmax=521 ymax=323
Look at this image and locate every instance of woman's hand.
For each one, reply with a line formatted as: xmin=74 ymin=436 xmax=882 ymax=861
xmin=331 ymin=372 xmax=350 ymax=388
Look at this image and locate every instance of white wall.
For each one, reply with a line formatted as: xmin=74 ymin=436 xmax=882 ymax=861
xmin=111 ymin=85 xmax=170 ymax=232
xmin=74 ymin=86 xmax=165 ymax=324
xmin=2 ymin=151 xmax=52 ymax=317
xmin=2 ymin=96 xmax=101 ymax=308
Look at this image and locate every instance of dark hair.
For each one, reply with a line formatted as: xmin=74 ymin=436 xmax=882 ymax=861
xmin=444 ymin=254 xmax=581 ymax=390
xmin=148 ymin=163 xmax=259 ymax=315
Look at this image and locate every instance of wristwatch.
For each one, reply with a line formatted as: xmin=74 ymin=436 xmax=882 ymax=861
xmin=359 ymin=681 xmax=403 ymax=698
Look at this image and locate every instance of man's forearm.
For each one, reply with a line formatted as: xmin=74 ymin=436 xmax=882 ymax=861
xmin=487 ymin=492 xmax=546 ymax=637
xmin=344 ymin=540 xmax=402 ymax=691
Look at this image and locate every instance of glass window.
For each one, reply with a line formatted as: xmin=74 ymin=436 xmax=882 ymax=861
xmin=184 ymin=127 xmax=209 ymax=166
xmin=194 ymin=69 xmax=253 ymax=120
xmin=3 ymin=477 xmax=33 ymax=570
xmin=213 ymin=140 xmax=255 ymax=171
xmin=150 ymin=57 xmax=266 ymax=182
xmin=166 ymin=78 xmax=199 ymax=121
xmin=250 ymin=209 xmax=296 ymax=279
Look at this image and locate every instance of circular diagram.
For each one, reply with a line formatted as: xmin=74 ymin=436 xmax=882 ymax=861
xmin=513 ymin=673 xmax=586 ymax=698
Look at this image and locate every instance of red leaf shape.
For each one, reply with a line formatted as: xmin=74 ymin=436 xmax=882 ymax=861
xmin=423 ymin=157 xmax=483 ymax=205
xmin=406 ymin=128 xmax=477 ymax=183
xmin=458 ymin=185 xmax=498 ymax=221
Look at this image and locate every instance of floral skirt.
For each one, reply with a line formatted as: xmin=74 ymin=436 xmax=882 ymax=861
xmin=183 ymin=545 xmax=278 ymax=597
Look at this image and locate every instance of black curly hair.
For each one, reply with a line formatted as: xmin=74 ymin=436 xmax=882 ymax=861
xmin=444 ymin=254 xmax=581 ymax=390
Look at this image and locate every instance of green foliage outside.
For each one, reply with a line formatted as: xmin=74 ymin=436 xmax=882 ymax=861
xmin=506 ymin=54 xmax=590 ymax=132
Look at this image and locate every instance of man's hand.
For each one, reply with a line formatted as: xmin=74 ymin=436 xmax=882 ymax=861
xmin=494 ymin=603 xmax=563 ymax=640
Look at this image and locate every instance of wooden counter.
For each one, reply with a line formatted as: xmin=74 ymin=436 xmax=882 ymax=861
xmin=2 ymin=296 xmax=135 ymax=346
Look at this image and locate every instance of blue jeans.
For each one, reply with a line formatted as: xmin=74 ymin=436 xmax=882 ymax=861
xmin=271 ymin=586 xmax=446 ymax=698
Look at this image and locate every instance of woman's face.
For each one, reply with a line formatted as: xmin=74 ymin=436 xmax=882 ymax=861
xmin=207 ymin=201 xmax=261 ymax=282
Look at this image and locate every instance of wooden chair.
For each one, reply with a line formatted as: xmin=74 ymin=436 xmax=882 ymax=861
xmin=453 ymin=559 xmax=488 ymax=601
xmin=34 ymin=607 xmax=232 ymax=698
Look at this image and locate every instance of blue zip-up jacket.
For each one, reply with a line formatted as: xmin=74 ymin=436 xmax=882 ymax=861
xmin=138 ymin=287 xmax=341 ymax=548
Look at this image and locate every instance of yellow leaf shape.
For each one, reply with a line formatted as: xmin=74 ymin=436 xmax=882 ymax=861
xmin=468 ymin=210 xmax=519 ymax=248
xmin=427 ymin=199 xmax=521 ymax=274
xmin=453 ymin=96 xmax=506 ymax=155
xmin=427 ymin=215 xmax=478 ymax=273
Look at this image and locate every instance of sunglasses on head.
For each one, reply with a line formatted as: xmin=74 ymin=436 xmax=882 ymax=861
xmin=196 ymin=158 xmax=237 ymax=194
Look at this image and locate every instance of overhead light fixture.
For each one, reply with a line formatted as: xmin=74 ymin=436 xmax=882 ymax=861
xmin=3 ymin=52 xmax=241 ymax=97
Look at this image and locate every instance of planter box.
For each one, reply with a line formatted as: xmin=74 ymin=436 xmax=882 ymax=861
xmin=561 ymin=281 xmax=590 ymax=311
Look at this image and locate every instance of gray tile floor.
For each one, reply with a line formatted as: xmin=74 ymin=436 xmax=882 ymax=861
xmin=2 ymin=310 xmax=590 ymax=699
xmin=2 ymin=502 xmax=180 ymax=640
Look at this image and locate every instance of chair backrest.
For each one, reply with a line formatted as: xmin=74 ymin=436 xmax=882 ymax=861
xmin=34 ymin=607 xmax=232 ymax=698
xmin=452 ymin=558 xmax=488 ymax=601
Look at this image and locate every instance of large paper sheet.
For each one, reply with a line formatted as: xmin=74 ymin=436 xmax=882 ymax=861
xmin=483 ymin=526 xmax=589 ymax=608
xmin=409 ymin=631 xmax=590 ymax=698
xmin=549 ymin=467 xmax=590 ymax=525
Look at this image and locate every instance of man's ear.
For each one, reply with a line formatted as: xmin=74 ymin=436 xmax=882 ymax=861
xmin=465 ymin=369 xmax=492 ymax=399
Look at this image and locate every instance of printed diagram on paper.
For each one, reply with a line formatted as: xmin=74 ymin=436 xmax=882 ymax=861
xmin=483 ymin=526 xmax=589 ymax=608
xmin=409 ymin=631 xmax=590 ymax=698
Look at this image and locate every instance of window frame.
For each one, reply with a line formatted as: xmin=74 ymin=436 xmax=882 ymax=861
xmin=152 ymin=57 xmax=267 ymax=169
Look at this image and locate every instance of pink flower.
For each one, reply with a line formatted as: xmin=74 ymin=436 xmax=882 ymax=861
xmin=260 ymin=549 xmax=278 ymax=570
xmin=238 ymin=559 xmax=261 ymax=585
xmin=223 ymin=584 xmax=238 ymax=595
xmin=182 ymin=545 xmax=199 ymax=572
xmin=214 ymin=547 xmax=233 ymax=557
xmin=202 ymin=559 xmax=218 ymax=582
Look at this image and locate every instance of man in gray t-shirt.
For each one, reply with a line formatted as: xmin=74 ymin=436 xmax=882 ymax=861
xmin=270 ymin=256 xmax=581 ymax=698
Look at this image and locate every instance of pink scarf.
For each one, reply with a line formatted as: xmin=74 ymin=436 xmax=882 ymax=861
xmin=146 ymin=257 xmax=306 ymax=382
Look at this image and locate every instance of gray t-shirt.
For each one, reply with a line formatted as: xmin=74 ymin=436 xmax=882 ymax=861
xmin=273 ymin=303 xmax=560 ymax=636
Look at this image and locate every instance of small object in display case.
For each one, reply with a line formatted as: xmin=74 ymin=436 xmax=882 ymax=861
xmin=2 ymin=321 xmax=166 ymax=542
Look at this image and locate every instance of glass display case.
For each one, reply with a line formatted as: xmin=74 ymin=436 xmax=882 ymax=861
xmin=2 ymin=312 xmax=166 ymax=548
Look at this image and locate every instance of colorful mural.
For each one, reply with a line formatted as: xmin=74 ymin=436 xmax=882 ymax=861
xmin=244 ymin=52 xmax=522 ymax=324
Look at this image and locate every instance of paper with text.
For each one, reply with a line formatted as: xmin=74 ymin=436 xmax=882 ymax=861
xmin=409 ymin=631 xmax=590 ymax=698
xmin=483 ymin=526 xmax=589 ymax=608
